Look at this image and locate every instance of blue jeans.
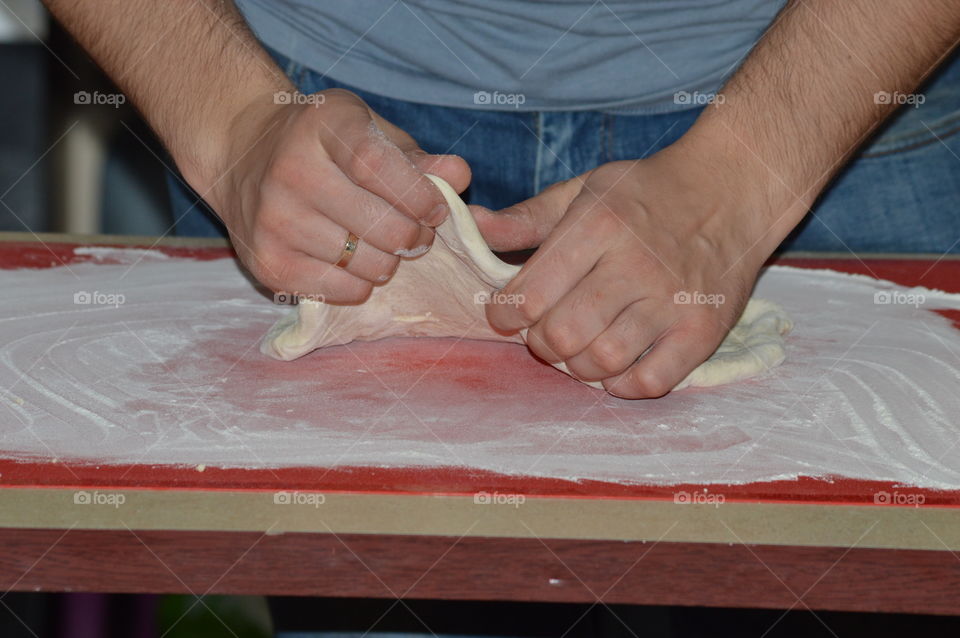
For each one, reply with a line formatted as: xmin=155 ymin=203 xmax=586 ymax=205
xmin=170 ymin=49 xmax=960 ymax=254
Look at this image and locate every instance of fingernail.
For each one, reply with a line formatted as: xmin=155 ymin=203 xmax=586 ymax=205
xmin=394 ymin=244 xmax=430 ymax=258
xmin=427 ymin=203 xmax=448 ymax=226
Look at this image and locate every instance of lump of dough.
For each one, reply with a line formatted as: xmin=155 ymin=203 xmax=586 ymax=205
xmin=262 ymin=175 xmax=793 ymax=393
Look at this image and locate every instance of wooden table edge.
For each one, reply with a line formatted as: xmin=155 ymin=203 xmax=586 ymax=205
xmin=3 ymin=525 xmax=959 ymax=615
xmin=1 ymin=486 xmax=956 ymax=551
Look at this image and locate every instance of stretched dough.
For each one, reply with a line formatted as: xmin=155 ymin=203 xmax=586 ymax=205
xmin=262 ymin=175 xmax=793 ymax=392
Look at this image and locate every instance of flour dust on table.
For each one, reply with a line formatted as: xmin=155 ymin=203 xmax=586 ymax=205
xmin=1 ymin=245 xmax=960 ymax=488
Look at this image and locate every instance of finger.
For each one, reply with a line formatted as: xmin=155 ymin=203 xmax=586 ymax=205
xmin=410 ymin=225 xmax=435 ymax=256
xmin=374 ymin=117 xmax=472 ymax=194
xmin=562 ymin=300 xmax=666 ymax=382
xmin=524 ymin=262 xmax=643 ymax=363
xmin=254 ymin=250 xmax=374 ymax=305
xmin=486 ymin=189 xmax=616 ymax=333
xmin=469 ymin=205 xmax=544 ymax=253
xmin=288 ymin=213 xmax=400 ymax=284
xmin=471 ymin=177 xmax=583 ymax=252
xmin=408 ymin=151 xmax=472 ymax=195
xmin=316 ymin=172 xmax=426 ymax=256
xmin=322 ymin=116 xmax=450 ymax=227
xmin=602 ymin=322 xmax=720 ymax=399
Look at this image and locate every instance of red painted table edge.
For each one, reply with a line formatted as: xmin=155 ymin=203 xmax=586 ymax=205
xmin=7 ymin=528 xmax=960 ymax=615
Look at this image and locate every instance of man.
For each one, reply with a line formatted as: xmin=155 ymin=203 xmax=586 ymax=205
xmin=44 ymin=0 xmax=960 ymax=398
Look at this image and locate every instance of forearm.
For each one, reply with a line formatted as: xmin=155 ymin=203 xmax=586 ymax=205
xmin=683 ymin=0 xmax=960 ymax=249
xmin=43 ymin=0 xmax=293 ymax=192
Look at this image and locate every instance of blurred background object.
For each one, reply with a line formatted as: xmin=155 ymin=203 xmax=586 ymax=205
xmin=0 ymin=0 xmax=46 ymax=40
xmin=0 ymin=0 xmax=171 ymax=237
xmin=0 ymin=0 xmax=48 ymax=232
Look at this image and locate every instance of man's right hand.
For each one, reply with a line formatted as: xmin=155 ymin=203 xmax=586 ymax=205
xmin=42 ymin=0 xmax=468 ymax=304
xmin=207 ymin=89 xmax=470 ymax=303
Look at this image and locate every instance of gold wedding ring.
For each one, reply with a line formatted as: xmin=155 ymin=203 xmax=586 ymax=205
xmin=335 ymin=232 xmax=360 ymax=268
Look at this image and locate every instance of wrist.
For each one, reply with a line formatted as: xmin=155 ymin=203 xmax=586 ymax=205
xmin=174 ymin=79 xmax=295 ymax=213
xmin=666 ymin=119 xmax=815 ymax=258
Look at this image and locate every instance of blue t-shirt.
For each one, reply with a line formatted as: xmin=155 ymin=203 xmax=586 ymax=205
xmin=235 ymin=0 xmax=786 ymax=113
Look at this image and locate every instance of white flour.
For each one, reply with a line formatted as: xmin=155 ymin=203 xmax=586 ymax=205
xmin=1 ymin=248 xmax=960 ymax=487
xmin=72 ymin=246 xmax=171 ymax=262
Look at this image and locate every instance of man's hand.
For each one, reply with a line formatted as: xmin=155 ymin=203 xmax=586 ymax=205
xmin=477 ymin=0 xmax=960 ymax=398
xmin=473 ymin=142 xmax=773 ymax=398
xmin=208 ymin=89 xmax=469 ymax=303
xmin=42 ymin=0 xmax=469 ymax=303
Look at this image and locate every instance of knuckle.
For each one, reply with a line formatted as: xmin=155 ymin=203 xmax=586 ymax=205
xmin=631 ymin=367 xmax=672 ymax=398
xmin=375 ymin=221 xmax=421 ymax=254
xmin=367 ymin=253 xmax=401 ymax=283
xmin=510 ymin=200 xmax=536 ymax=220
xmin=349 ymin=135 xmax=390 ymax=185
xmin=524 ymin=328 xmax=554 ymax=361
xmin=394 ymin=221 xmax=423 ymax=251
xmin=570 ymin=287 xmax=607 ymax=317
xmin=266 ymin=154 xmax=310 ymax=192
xmin=590 ymin=336 xmax=629 ymax=376
xmin=379 ymin=251 xmax=403 ymax=273
xmin=485 ymin=295 xmax=523 ymax=332
xmin=358 ymin=193 xmax=423 ymax=250
xmin=541 ymin=319 xmax=581 ymax=361
xmin=586 ymin=204 xmax=621 ymax=235
xmin=323 ymin=87 xmax=358 ymax=103
xmin=316 ymin=90 xmax=365 ymax=126
xmin=515 ymin=291 xmax=544 ymax=325
xmin=563 ymin=359 xmax=595 ymax=382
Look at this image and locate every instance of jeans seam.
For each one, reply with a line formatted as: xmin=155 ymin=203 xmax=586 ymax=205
xmin=601 ymin=113 xmax=612 ymax=163
xmin=283 ymin=58 xmax=305 ymax=89
xmin=533 ymin=112 xmax=544 ymax=194
xmin=861 ymin=119 xmax=960 ymax=158
xmin=261 ymin=43 xmax=305 ymax=88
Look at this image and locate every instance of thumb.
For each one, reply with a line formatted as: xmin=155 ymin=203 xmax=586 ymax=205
xmin=471 ymin=177 xmax=583 ymax=252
